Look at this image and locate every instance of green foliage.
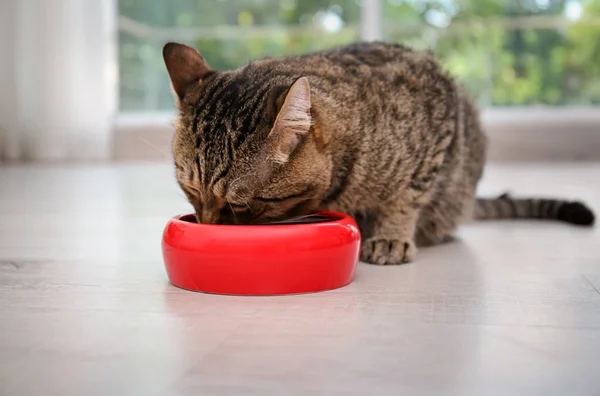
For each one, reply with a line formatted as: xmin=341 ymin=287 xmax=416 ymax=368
xmin=119 ymin=0 xmax=600 ymax=111
xmin=384 ymin=0 xmax=600 ymax=106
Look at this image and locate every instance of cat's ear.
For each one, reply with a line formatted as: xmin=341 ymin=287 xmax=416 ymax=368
xmin=267 ymin=77 xmax=312 ymax=164
xmin=163 ymin=42 xmax=213 ymax=100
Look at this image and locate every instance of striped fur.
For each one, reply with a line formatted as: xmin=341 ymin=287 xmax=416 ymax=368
xmin=475 ymin=193 xmax=594 ymax=226
xmin=163 ymin=41 xmax=595 ymax=265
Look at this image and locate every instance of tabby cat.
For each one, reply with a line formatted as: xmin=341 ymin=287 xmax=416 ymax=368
xmin=163 ymin=41 xmax=595 ymax=265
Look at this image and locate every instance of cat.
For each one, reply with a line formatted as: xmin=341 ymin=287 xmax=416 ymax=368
xmin=162 ymin=41 xmax=595 ymax=265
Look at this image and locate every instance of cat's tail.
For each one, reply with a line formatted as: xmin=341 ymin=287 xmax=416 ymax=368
xmin=474 ymin=193 xmax=595 ymax=226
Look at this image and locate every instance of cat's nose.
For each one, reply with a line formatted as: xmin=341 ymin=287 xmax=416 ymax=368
xmin=199 ymin=209 xmax=220 ymax=224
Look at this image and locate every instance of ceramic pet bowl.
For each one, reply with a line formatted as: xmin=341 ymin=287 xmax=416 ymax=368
xmin=161 ymin=211 xmax=361 ymax=296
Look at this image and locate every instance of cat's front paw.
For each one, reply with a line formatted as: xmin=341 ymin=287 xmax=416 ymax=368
xmin=361 ymin=237 xmax=417 ymax=265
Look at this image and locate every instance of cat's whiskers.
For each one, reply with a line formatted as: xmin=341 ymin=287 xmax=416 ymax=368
xmin=228 ymin=191 xmax=254 ymax=214
xmin=227 ymin=202 xmax=237 ymax=221
xmin=137 ymin=137 xmax=171 ymax=161
xmin=176 ymin=191 xmax=188 ymax=201
xmin=227 ymin=173 xmax=253 ymax=190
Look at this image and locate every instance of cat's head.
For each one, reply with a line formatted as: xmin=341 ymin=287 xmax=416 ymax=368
xmin=163 ymin=43 xmax=331 ymax=224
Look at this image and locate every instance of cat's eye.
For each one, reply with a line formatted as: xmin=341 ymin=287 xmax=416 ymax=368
xmin=228 ymin=202 xmax=248 ymax=212
xmin=183 ymin=185 xmax=201 ymax=197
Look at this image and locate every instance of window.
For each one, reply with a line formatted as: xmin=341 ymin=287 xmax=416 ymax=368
xmin=118 ymin=0 xmax=599 ymax=112
xmin=383 ymin=0 xmax=600 ymax=106
xmin=118 ymin=0 xmax=361 ymax=112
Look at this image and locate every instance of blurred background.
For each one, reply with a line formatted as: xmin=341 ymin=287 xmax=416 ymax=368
xmin=1 ymin=0 xmax=599 ymax=162
xmin=119 ymin=0 xmax=600 ymax=110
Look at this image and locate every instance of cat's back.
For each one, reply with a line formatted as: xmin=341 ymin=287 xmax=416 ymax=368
xmin=298 ymin=41 xmax=414 ymax=69
xmin=248 ymin=42 xmax=427 ymax=83
xmin=244 ymin=42 xmax=455 ymax=112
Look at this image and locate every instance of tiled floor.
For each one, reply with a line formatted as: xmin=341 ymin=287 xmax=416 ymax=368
xmin=0 ymin=162 xmax=599 ymax=396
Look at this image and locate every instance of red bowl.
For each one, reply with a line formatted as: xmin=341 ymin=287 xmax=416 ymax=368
xmin=161 ymin=211 xmax=361 ymax=296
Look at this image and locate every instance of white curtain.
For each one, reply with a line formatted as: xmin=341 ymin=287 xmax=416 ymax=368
xmin=0 ymin=0 xmax=117 ymax=162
